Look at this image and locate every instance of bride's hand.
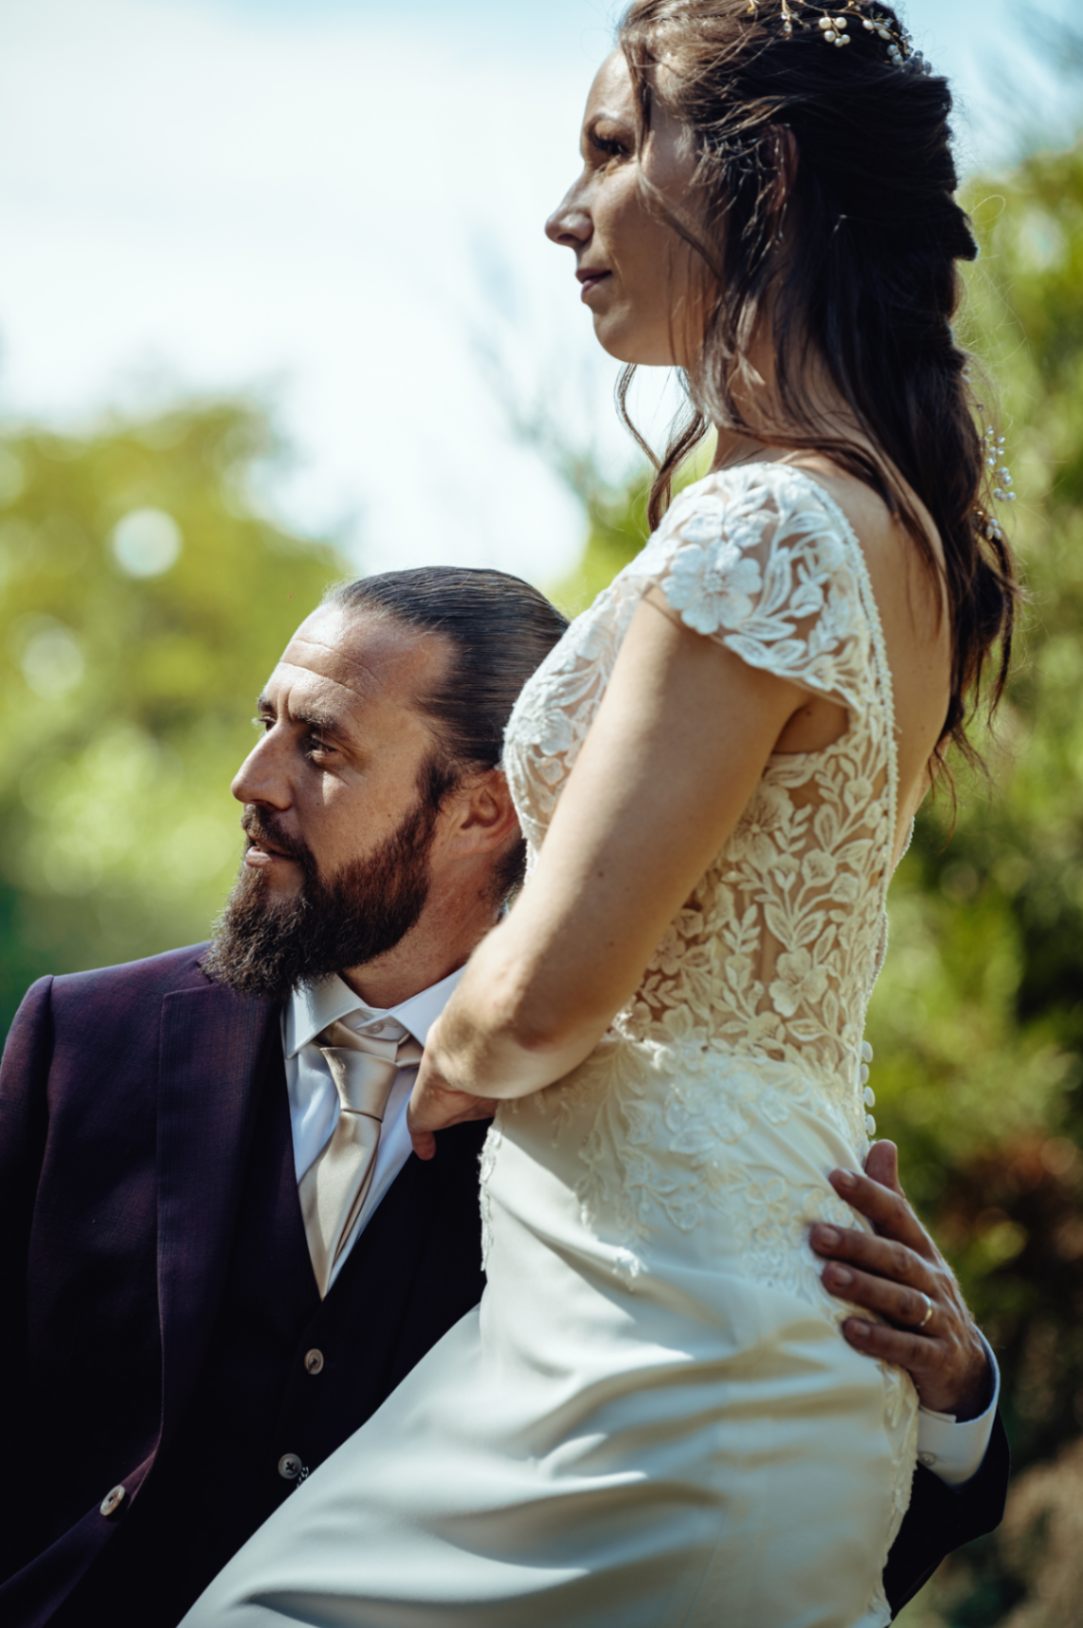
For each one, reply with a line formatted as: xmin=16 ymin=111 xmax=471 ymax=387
xmin=408 ymin=1051 xmax=495 ymax=1162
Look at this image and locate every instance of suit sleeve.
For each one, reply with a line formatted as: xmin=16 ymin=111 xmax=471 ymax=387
xmin=884 ymin=1410 xmax=1010 ymax=1617
xmin=0 ymin=978 xmax=54 ymax=1580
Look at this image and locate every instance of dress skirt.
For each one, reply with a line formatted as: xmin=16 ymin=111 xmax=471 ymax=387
xmin=183 ymin=1045 xmax=918 ymax=1628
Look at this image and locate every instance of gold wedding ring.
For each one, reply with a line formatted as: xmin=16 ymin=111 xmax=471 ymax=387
xmin=915 ymin=1291 xmax=934 ymax=1331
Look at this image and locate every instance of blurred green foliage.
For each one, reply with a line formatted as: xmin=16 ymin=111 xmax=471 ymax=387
xmin=552 ymin=136 xmax=1083 ymax=1624
xmin=0 ymin=400 xmax=346 ymax=1024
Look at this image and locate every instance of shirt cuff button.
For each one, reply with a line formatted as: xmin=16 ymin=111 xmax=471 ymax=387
xmin=99 ymin=1484 xmax=127 ymax=1518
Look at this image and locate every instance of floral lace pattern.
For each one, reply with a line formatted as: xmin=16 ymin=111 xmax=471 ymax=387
xmin=504 ymin=464 xmax=900 ymax=1102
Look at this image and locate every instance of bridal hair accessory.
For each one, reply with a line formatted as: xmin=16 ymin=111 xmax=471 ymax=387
xmin=977 ymin=427 xmax=1016 ymax=542
xmin=984 ymin=427 xmax=1016 ymax=504
xmin=744 ymin=0 xmax=916 ymax=64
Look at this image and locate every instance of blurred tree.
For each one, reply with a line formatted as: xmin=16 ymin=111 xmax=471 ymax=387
xmin=553 ymin=136 xmax=1083 ymax=1624
xmin=0 ymin=399 xmax=347 ymax=1030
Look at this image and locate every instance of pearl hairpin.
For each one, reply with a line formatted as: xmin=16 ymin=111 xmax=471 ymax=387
xmin=744 ymin=1 xmax=915 ymax=63
xmin=861 ymin=10 xmax=909 ymax=62
xmin=819 ymin=15 xmax=851 ymax=47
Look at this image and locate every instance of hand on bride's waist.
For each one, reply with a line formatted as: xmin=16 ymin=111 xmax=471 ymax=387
xmin=408 ymin=923 xmax=612 ymax=1161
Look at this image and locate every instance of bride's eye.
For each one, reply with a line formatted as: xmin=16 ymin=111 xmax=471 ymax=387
xmin=590 ymin=131 xmax=630 ymax=161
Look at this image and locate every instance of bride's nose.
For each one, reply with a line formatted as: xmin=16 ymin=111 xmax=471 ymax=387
xmin=545 ymin=189 xmax=592 ymax=249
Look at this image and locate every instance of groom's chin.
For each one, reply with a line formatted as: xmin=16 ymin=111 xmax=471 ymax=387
xmin=201 ymin=875 xmax=310 ymax=1000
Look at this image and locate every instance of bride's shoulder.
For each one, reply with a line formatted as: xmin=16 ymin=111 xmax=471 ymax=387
xmin=641 ymin=460 xmax=858 ymax=575
xmin=656 ymin=457 xmax=944 ymax=590
xmin=774 ymin=457 xmax=949 ymax=623
xmin=654 ymin=459 xmax=846 ymax=532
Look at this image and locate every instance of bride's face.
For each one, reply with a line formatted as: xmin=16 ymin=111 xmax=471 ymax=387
xmin=545 ymin=50 xmax=704 ymax=367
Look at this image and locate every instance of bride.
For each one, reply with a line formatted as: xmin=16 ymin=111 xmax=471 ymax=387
xmin=185 ymin=2 xmax=1017 ymax=1624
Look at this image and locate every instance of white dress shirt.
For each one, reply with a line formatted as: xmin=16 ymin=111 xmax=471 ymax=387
xmin=282 ymin=970 xmax=997 ymax=1485
xmin=282 ymin=966 xmax=465 ymax=1290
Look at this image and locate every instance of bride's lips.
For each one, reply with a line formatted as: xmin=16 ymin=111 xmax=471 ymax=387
xmin=577 ymin=268 xmax=611 ymax=303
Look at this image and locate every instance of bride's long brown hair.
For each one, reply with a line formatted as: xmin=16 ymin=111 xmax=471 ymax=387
xmin=617 ymin=0 xmax=1019 ymax=770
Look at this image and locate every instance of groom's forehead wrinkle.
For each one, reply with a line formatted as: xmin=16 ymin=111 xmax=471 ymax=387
xmin=267 ymin=614 xmax=453 ymax=749
xmin=277 ymin=657 xmax=383 ymax=715
xmin=281 ymin=634 xmax=389 ymax=703
xmin=282 ymin=608 xmax=451 ymax=714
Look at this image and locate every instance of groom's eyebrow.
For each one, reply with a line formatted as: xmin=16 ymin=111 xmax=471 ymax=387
xmin=294 ymin=704 xmax=354 ymax=743
xmin=256 ymin=693 xmax=354 ymax=744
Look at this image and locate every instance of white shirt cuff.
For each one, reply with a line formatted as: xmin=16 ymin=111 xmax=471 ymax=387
xmin=915 ymin=1336 xmax=1001 ymax=1488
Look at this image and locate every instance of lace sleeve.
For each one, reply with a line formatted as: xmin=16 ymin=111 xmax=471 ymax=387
xmin=646 ymin=464 xmax=873 ymax=716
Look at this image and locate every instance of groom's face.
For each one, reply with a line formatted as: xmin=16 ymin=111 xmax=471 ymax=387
xmin=209 ymin=603 xmax=458 ymax=995
xmin=234 ymin=602 xmax=451 ymax=892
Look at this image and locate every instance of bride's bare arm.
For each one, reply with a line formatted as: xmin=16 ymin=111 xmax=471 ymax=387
xmin=411 ymin=588 xmax=805 ymax=1127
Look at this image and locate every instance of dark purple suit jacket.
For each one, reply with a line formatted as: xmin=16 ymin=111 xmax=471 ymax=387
xmin=0 ymin=945 xmax=1007 ymax=1624
xmin=0 ymin=945 xmax=489 ymax=1625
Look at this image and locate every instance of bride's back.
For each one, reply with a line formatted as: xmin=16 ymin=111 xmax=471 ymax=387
xmin=773 ymin=456 xmax=955 ymax=856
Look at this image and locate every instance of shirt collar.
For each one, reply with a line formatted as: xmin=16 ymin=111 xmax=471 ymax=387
xmin=283 ymin=964 xmax=466 ymax=1059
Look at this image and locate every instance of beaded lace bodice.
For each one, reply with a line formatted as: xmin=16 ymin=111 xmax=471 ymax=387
xmin=504 ymin=462 xmax=902 ymax=1149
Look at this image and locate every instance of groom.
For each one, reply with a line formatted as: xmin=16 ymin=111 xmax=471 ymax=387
xmin=0 ymin=567 xmax=1006 ymax=1627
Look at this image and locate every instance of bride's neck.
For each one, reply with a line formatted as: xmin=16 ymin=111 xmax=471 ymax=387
xmin=706 ymin=337 xmax=873 ymax=473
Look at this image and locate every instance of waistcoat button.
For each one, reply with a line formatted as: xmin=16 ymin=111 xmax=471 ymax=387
xmin=99 ymin=1484 xmax=127 ymax=1518
xmin=304 ymin=1348 xmax=325 ymax=1375
xmin=277 ymin=1453 xmax=306 ymax=1481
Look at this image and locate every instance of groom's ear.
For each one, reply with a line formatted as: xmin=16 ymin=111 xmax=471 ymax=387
xmin=447 ymin=767 xmax=521 ymax=856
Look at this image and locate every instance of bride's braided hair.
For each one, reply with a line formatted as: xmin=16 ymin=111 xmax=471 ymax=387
xmin=617 ymin=0 xmax=1019 ymax=770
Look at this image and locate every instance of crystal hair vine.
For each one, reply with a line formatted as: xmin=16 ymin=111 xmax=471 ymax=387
xmin=744 ymin=0 xmax=917 ymax=64
xmin=978 ymin=427 xmax=1016 ymax=542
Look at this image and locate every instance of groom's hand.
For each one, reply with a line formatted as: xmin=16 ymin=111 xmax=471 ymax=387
xmin=810 ymin=1140 xmax=992 ymax=1419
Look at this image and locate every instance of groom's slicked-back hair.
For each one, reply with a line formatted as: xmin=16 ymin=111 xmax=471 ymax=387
xmin=329 ymin=567 xmax=568 ymax=891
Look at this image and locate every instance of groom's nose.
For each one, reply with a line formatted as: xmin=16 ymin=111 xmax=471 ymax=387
xmin=231 ymin=730 xmax=291 ymax=811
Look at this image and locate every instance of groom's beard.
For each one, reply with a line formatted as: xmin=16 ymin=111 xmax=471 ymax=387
xmin=204 ymin=785 xmax=446 ymax=1001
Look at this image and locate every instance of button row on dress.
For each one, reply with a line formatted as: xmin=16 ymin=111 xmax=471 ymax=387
xmin=860 ymin=1042 xmax=875 ymax=1130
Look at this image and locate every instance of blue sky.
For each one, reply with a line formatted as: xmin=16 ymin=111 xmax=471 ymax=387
xmin=1 ymin=0 xmax=1076 ymax=588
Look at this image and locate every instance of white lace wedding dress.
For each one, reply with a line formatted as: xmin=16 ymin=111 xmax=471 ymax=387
xmin=185 ymin=463 xmax=919 ymax=1628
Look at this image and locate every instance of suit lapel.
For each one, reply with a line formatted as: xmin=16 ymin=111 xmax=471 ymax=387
xmin=155 ymin=981 xmax=281 ymax=1436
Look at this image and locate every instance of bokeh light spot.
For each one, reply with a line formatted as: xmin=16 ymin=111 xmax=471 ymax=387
xmin=17 ymin=617 xmax=86 ymax=698
xmin=111 ymin=507 xmax=183 ymax=577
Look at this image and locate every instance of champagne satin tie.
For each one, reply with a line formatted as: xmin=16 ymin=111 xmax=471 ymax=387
xmin=300 ymin=1017 xmax=423 ymax=1297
